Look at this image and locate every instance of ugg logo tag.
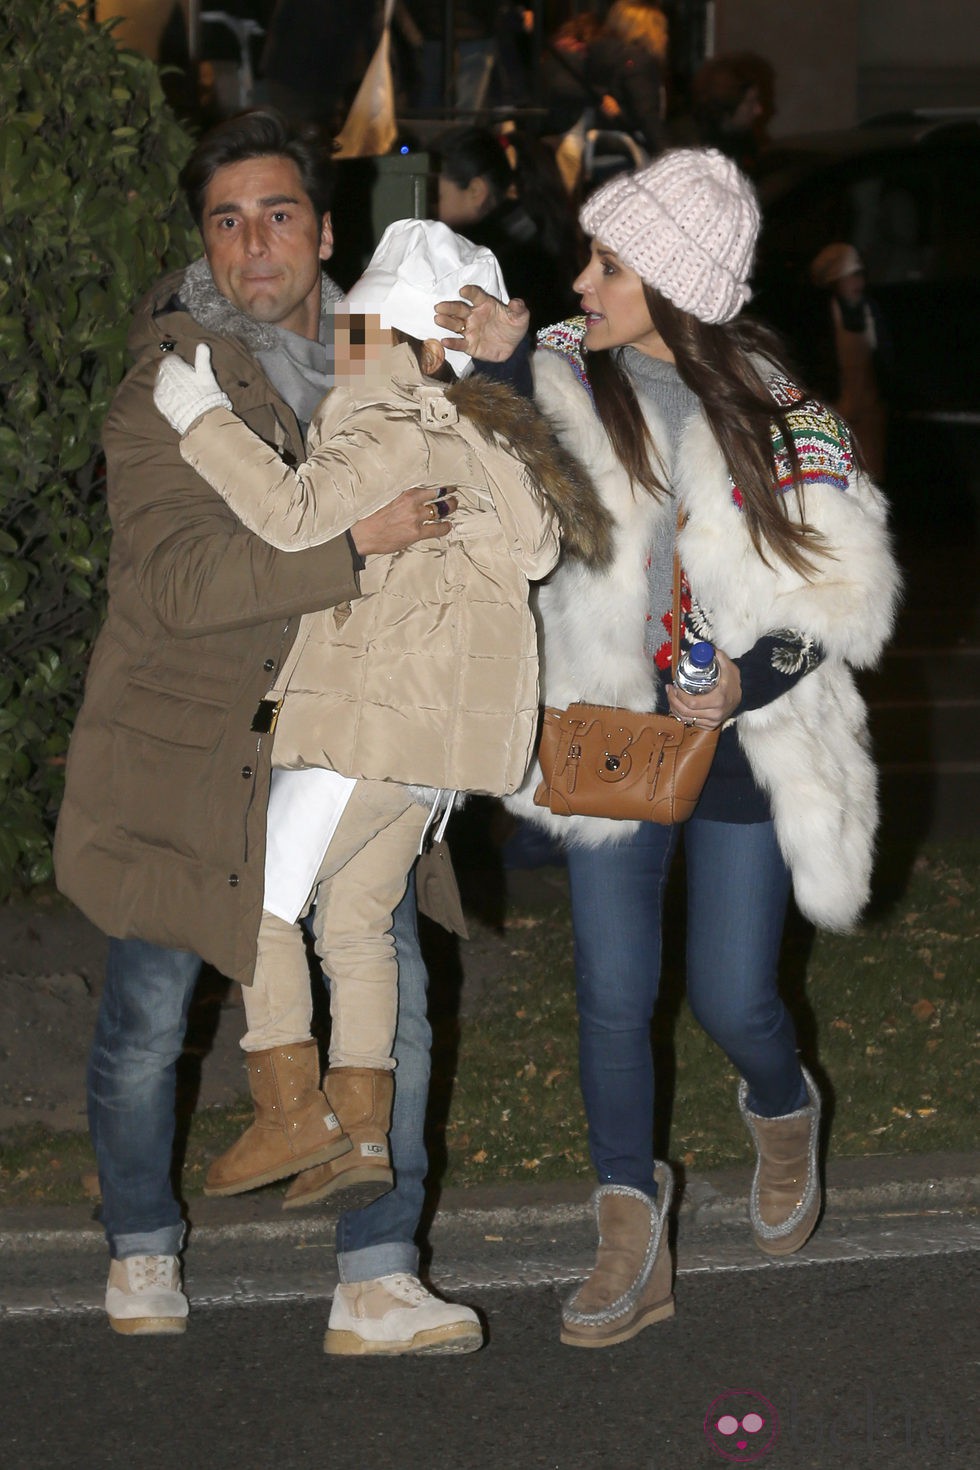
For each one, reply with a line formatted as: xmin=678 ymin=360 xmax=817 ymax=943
xmin=323 ymin=1112 xmax=340 ymax=1131
xmin=361 ymin=1142 xmax=386 ymax=1157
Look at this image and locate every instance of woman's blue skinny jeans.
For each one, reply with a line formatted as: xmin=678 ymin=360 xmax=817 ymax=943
xmin=564 ymin=816 xmax=807 ymax=1197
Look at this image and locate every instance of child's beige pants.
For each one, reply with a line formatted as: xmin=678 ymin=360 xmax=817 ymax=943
xmin=240 ymin=781 xmax=430 ymax=1070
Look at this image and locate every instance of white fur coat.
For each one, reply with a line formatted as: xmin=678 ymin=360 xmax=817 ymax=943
xmin=507 ymin=341 xmax=902 ymax=931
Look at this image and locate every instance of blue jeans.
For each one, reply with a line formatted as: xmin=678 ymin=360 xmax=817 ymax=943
xmin=565 ymin=818 xmax=806 ymax=1196
xmin=89 ymin=882 xmax=430 ymax=1273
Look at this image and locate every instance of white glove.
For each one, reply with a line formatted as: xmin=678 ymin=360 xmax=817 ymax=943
xmin=153 ymin=342 xmax=232 ymax=436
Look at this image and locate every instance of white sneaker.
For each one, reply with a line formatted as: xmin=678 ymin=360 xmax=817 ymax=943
xmin=105 ymin=1254 xmax=189 ymax=1335
xmin=324 ymin=1272 xmax=483 ymax=1356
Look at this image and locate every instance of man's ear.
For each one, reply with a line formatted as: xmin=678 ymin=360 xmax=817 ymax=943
xmin=420 ymin=339 xmax=446 ymax=375
xmin=468 ymin=176 xmax=492 ymax=219
xmin=319 ymin=211 xmax=334 ymax=262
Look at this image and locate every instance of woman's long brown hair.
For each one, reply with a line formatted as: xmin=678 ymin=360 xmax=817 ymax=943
xmin=587 ymin=286 xmax=829 ymax=577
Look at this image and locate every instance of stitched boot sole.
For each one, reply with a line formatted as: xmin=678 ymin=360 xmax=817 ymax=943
xmin=752 ymin=1202 xmax=821 ymax=1257
xmin=204 ymin=1135 xmax=351 ymax=1197
xmin=560 ymin=1295 xmax=675 ymax=1349
xmin=323 ymin=1321 xmax=484 ymax=1356
xmin=281 ymin=1163 xmax=393 ymax=1211
xmin=108 ymin=1314 xmax=188 ymax=1336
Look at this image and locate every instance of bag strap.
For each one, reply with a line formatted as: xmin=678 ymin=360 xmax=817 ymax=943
xmin=671 ymin=506 xmax=687 ymax=671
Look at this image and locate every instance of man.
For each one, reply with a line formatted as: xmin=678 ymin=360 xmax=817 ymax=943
xmin=54 ymin=108 xmax=481 ymax=1355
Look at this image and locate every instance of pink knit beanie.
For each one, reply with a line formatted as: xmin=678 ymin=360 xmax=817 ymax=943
xmin=579 ymin=149 xmax=761 ymax=324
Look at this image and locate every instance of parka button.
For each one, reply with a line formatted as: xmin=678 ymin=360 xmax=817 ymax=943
xmin=241 ymin=765 xmax=253 ymax=779
xmin=263 ymin=658 xmax=276 ymax=671
xmin=228 ymin=873 xmax=240 ymax=887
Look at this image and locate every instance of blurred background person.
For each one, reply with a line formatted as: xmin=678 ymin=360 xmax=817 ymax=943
xmin=432 ymin=124 xmax=583 ymax=331
xmin=538 ymin=10 xmax=604 ymax=138
xmin=672 ymin=52 xmax=774 ymax=174
xmin=257 ymin=0 xmax=375 ymax=130
xmin=397 ymin=0 xmax=500 ymax=113
xmin=810 ymin=242 xmax=891 ymax=482
xmin=587 ymin=1 xmax=669 ymax=157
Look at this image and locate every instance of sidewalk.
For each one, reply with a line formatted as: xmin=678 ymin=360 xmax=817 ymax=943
xmin=2 ymin=1152 xmax=977 ymax=1318
xmin=1 ymin=881 xmax=977 ymax=1319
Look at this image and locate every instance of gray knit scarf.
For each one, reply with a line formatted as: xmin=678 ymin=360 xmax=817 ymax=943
xmin=179 ymin=256 xmax=345 ymax=429
xmin=618 ymin=347 xmax=700 ymax=668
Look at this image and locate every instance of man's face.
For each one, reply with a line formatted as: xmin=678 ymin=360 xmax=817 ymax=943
xmin=201 ymin=155 xmax=333 ymax=340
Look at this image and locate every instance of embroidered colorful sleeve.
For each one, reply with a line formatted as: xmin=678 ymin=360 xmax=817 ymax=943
xmin=733 ymin=630 xmax=826 ymax=714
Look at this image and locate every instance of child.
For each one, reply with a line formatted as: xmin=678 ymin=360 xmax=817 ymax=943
xmin=153 ymin=220 xmax=602 ymax=1206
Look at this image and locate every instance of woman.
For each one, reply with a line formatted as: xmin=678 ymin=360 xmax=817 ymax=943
xmin=437 ymin=149 xmax=901 ymax=1349
xmin=588 ymin=0 xmax=669 ymax=157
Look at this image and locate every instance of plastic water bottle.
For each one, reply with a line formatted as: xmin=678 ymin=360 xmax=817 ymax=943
xmin=674 ymin=641 xmax=720 ymax=694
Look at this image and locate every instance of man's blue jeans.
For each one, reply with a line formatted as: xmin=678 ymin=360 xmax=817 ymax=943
xmin=88 ymin=883 xmax=429 ymax=1275
xmin=564 ymin=817 xmax=807 ymax=1197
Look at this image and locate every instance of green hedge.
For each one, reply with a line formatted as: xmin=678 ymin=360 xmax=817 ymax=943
xmin=0 ymin=1 xmax=198 ymax=894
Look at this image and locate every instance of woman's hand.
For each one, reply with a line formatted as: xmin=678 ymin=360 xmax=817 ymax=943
xmin=665 ymin=648 xmax=742 ymax=731
xmin=351 ymin=487 xmax=457 ymax=556
xmin=433 ymin=285 xmax=530 ymax=363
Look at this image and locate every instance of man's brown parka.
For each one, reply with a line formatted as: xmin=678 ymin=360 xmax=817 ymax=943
xmin=54 ymin=268 xmax=359 ymax=983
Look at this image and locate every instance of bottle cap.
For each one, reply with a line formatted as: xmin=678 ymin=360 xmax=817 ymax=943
xmin=689 ymin=642 xmax=716 ymax=668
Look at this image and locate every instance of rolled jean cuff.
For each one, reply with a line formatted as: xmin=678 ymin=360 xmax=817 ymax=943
xmin=112 ymin=1223 xmax=186 ymax=1261
xmin=336 ymin=1241 xmax=419 ymax=1285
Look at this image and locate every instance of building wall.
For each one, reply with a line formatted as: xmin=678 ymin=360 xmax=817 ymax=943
xmin=713 ymin=0 xmax=861 ymax=135
xmin=713 ymin=0 xmax=980 ymax=137
xmin=858 ymin=0 xmax=980 ymax=116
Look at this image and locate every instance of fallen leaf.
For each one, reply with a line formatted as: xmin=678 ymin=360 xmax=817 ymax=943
xmin=470 ymin=1149 xmax=488 ymax=1164
xmin=915 ymin=1108 xmax=937 ymax=1117
xmin=911 ymin=998 xmax=936 ymax=1022
xmin=891 ymin=1106 xmax=912 ymax=1118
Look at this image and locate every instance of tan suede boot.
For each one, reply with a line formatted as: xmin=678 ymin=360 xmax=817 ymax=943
xmin=282 ymin=1066 xmax=394 ymax=1210
xmin=739 ymin=1066 xmax=822 ymax=1256
xmin=204 ymin=1039 xmax=351 ymax=1197
xmin=560 ymin=1165 xmax=675 ymax=1348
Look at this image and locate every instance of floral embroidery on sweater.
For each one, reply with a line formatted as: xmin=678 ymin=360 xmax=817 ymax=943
xmin=731 ymin=373 xmax=854 ymax=509
xmin=536 ymin=316 xmax=592 ymax=399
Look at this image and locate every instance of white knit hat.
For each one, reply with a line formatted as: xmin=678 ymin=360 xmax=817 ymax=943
xmin=344 ymin=218 xmax=509 ymax=377
xmin=579 ymin=149 xmax=761 ymax=324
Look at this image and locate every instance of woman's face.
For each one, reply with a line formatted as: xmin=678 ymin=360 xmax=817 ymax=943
xmin=573 ymin=241 xmax=674 ymax=360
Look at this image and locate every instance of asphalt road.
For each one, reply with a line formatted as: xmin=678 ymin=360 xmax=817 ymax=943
xmin=3 ymin=1250 xmax=977 ymax=1470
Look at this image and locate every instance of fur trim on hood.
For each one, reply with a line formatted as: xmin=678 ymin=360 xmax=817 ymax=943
xmin=178 ymin=257 xmax=344 ymax=353
xmin=446 ymin=375 xmax=613 ymax=568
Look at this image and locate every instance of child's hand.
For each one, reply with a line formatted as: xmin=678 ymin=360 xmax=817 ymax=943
xmin=154 ymin=343 xmax=232 ymax=436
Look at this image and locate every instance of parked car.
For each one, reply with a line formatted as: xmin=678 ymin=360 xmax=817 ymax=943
xmin=748 ymin=114 xmax=980 ymax=528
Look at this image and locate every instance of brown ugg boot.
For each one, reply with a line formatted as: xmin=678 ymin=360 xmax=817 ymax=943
xmin=560 ymin=1165 xmax=675 ymax=1348
xmin=282 ymin=1066 xmax=394 ymax=1210
xmin=204 ymin=1039 xmax=351 ymax=1197
xmin=739 ymin=1066 xmax=822 ymax=1256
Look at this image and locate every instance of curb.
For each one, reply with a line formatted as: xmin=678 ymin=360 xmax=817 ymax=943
xmin=2 ymin=1151 xmax=976 ymax=1256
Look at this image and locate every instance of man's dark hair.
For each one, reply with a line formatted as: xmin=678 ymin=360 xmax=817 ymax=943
xmin=433 ymin=126 xmax=513 ymax=212
xmin=180 ymin=108 xmax=336 ymax=229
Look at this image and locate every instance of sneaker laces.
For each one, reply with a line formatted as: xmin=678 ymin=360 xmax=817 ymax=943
xmin=127 ymin=1255 xmax=178 ymax=1292
xmin=383 ymin=1273 xmax=432 ymax=1306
